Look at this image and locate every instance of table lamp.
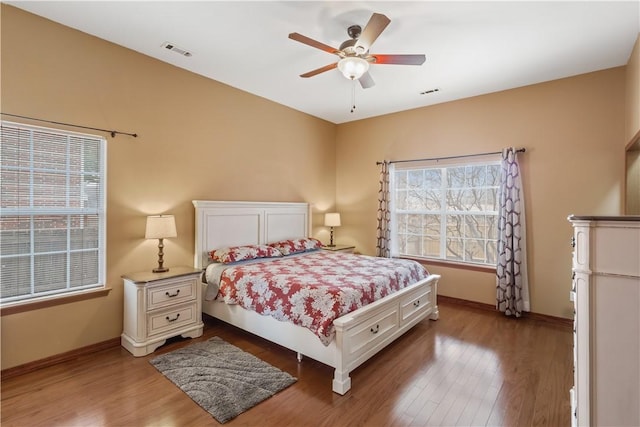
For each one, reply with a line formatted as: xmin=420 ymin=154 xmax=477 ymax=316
xmin=324 ymin=212 xmax=341 ymax=247
xmin=145 ymin=214 xmax=177 ymax=273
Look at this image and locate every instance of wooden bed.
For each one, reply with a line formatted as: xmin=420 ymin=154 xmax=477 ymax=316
xmin=193 ymin=200 xmax=440 ymax=394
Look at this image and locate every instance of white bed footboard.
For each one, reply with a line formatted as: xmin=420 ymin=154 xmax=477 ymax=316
xmin=331 ymin=274 xmax=439 ymax=394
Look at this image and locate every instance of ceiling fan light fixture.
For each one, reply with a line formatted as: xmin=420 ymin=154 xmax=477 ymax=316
xmin=337 ymin=57 xmax=370 ymax=80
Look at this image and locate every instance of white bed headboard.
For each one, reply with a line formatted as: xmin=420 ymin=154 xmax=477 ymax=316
xmin=192 ymin=200 xmax=311 ymax=269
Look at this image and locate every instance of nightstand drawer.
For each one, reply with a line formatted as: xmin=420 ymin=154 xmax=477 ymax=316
xmin=147 ymin=302 xmax=198 ymax=337
xmin=147 ymin=277 xmax=198 ymax=311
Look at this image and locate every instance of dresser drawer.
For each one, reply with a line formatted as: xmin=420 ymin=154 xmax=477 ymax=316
xmin=147 ymin=302 xmax=198 ymax=337
xmin=400 ymin=285 xmax=433 ymax=325
xmin=345 ymin=305 xmax=399 ymax=361
xmin=592 ymin=225 xmax=640 ymax=276
xmin=147 ymin=277 xmax=198 ymax=311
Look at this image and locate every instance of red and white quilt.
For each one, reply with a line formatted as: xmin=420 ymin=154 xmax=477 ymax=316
xmin=215 ymin=251 xmax=430 ymax=345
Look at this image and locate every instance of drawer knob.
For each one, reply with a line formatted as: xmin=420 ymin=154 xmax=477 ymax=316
xmin=166 ymin=313 xmax=180 ymax=322
xmin=165 ymin=289 xmax=180 ymax=298
xmin=413 ymin=300 xmax=420 ymax=308
xmin=370 ymin=324 xmax=379 ymax=334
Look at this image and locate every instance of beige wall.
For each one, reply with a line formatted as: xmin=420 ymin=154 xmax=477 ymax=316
xmin=0 ymin=6 xmax=336 ymax=369
xmin=625 ymin=34 xmax=640 ymax=214
xmin=625 ymin=34 xmax=640 ymax=143
xmin=335 ymin=68 xmax=626 ymax=319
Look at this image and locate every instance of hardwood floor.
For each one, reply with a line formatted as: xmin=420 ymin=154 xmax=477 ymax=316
xmin=1 ymin=300 xmax=573 ymax=426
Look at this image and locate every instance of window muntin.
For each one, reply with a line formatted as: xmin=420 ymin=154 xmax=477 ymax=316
xmin=392 ymin=160 xmax=500 ymax=266
xmin=0 ymin=122 xmax=106 ymax=304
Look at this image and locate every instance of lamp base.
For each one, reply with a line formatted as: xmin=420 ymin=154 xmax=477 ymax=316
xmin=326 ymin=244 xmax=336 ymax=247
xmin=153 ymin=238 xmax=169 ymax=273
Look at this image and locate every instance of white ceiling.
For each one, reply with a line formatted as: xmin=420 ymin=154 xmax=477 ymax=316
xmin=6 ymin=1 xmax=640 ymax=124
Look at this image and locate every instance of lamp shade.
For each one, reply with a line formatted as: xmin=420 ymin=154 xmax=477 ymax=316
xmin=337 ymin=57 xmax=370 ymax=80
xmin=324 ymin=212 xmax=341 ymax=227
xmin=145 ymin=215 xmax=177 ymax=239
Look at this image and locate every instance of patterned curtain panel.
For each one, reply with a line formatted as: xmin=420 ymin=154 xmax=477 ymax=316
xmin=496 ymin=148 xmax=530 ymax=317
xmin=376 ymin=161 xmax=391 ymax=258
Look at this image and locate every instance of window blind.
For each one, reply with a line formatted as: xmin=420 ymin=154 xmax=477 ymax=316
xmin=0 ymin=121 xmax=106 ymax=304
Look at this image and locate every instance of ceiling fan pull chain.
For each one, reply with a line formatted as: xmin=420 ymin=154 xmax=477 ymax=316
xmin=350 ymin=80 xmax=356 ymax=113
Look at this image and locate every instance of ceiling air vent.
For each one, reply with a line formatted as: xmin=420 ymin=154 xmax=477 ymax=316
xmin=162 ymin=42 xmax=192 ymax=57
xmin=420 ymin=88 xmax=440 ymax=95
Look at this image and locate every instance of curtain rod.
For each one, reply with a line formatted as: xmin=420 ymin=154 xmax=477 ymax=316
xmin=1 ymin=112 xmax=138 ymax=138
xmin=376 ymin=148 xmax=525 ymax=165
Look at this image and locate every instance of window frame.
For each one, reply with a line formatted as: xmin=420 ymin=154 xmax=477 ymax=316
xmin=390 ymin=156 xmax=501 ymax=267
xmin=0 ymin=121 xmax=107 ymax=307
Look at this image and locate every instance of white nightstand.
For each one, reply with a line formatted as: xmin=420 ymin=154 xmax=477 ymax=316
xmin=321 ymin=244 xmax=356 ymax=254
xmin=121 ymin=266 xmax=204 ymax=356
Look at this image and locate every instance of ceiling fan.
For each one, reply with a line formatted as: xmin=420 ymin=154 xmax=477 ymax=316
xmin=288 ymin=12 xmax=426 ymax=89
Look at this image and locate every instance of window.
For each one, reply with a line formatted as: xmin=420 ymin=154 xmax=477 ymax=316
xmin=391 ymin=159 xmax=500 ymax=266
xmin=0 ymin=121 xmax=106 ymax=305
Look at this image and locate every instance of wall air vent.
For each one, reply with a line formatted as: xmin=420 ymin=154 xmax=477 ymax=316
xmin=420 ymin=88 xmax=440 ymax=95
xmin=161 ymin=42 xmax=192 ymax=57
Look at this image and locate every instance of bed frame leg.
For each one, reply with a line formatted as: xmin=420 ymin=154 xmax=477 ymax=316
xmin=429 ymin=305 xmax=439 ymax=320
xmin=332 ymin=370 xmax=351 ymax=395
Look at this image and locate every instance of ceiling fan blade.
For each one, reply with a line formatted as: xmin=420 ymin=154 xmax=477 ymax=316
xmin=289 ymin=32 xmax=340 ymax=55
xmin=355 ymin=13 xmax=391 ymax=52
xmin=359 ymin=71 xmax=375 ymax=89
xmin=300 ymin=62 xmax=338 ymax=78
xmin=372 ymin=54 xmax=426 ymax=65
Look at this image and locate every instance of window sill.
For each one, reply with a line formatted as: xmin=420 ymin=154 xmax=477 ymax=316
xmin=1 ymin=288 xmax=112 ymax=316
xmin=400 ymin=256 xmax=497 ymax=273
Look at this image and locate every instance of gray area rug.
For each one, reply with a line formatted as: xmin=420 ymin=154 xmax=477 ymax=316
xmin=150 ymin=337 xmax=297 ymax=423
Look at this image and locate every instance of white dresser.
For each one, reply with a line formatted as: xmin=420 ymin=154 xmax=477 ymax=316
xmin=121 ymin=266 xmax=204 ymax=356
xmin=568 ymin=216 xmax=640 ymax=427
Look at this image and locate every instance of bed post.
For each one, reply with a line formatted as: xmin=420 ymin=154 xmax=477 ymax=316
xmin=193 ymin=201 xmax=203 ymax=269
xmin=429 ymin=277 xmax=440 ymax=320
xmin=331 ymin=324 xmax=351 ymax=395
